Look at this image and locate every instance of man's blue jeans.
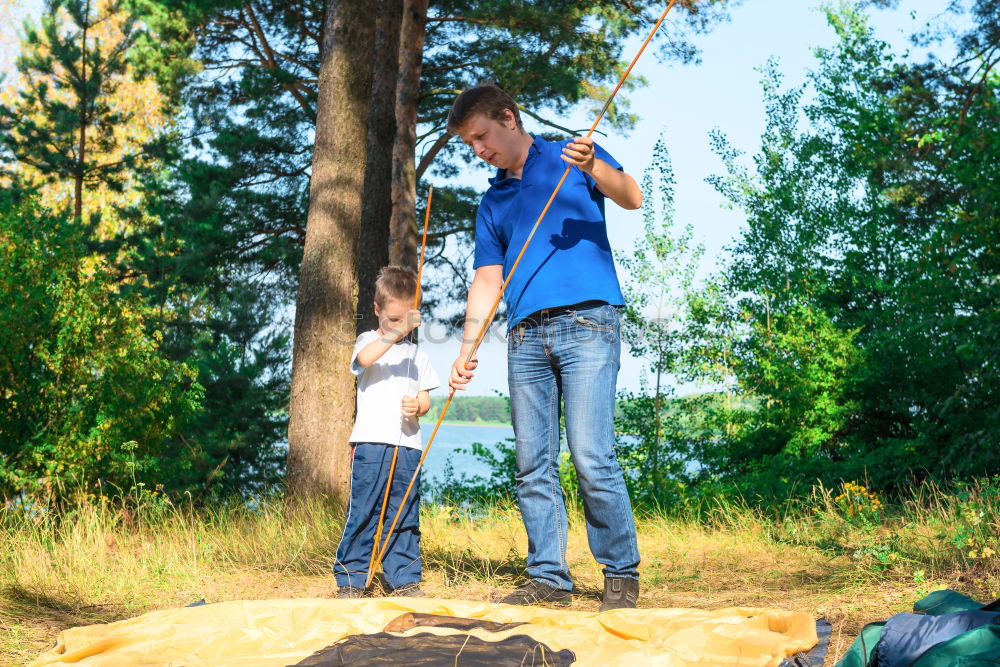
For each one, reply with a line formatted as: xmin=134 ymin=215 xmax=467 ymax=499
xmin=507 ymin=303 xmax=640 ymax=591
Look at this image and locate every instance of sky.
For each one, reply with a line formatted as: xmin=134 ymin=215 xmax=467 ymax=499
xmin=1 ymin=0 xmax=957 ymax=398
xmin=418 ymin=0 xmax=956 ymax=398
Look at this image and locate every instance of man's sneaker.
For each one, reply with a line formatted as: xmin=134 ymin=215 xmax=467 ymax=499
xmin=336 ymin=585 xmax=365 ymax=599
xmin=599 ymin=576 xmax=639 ymax=611
xmin=498 ymin=579 xmax=572 ymax=606
xmin=390 ymin=582 xmax=426 ymax=597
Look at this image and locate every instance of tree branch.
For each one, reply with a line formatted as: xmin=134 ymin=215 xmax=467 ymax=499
xmin=425 ymin=16 xmax=490 ymax=25
xmin=242 ymin=3 xmax=315 ymax=116
xmin=415 ymin=131 xmax=452 ymax=180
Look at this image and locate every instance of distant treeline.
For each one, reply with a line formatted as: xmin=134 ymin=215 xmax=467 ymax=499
xmin=424 ymin=396 xmax=511 ymax=424
xmin=423 ymin=393 xmax=749 ymax=425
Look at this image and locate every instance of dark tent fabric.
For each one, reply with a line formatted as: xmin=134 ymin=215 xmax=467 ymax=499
xmin=781 ymin=619 xmax=832 ymax=667
xmin=292 ymin=631 xmax=577 ymax=666
xmin=295 ymin=612 xmax=829 ymax=667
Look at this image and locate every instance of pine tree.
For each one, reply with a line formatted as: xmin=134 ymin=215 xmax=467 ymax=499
xmin=0 ymin=0 xmax=147 ymax=225
xmin=286 ymin=0 xmax=376 ymax=501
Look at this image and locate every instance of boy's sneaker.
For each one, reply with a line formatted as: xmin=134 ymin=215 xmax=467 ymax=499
xmin=390 ymin=582 xmax=426 ymax=597
xmin=336 ymin=585 xmax=365 ymax=599
xmin=498 ymin=579 xmax=571 ymax=606
xmin=599 ymin=576 xmax=639 ymax=611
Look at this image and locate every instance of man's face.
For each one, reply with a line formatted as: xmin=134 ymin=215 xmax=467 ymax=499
xmin=457 ymin=109 xmax=523 ymax=170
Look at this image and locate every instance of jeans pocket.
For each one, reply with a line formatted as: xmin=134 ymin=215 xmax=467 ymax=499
xmin=570 ymin=305 xmax=615 ymax=330
xmin=571 ymin=305 xmax=619 ymax=343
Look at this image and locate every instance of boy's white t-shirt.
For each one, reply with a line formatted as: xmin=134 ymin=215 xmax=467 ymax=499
xmin=348 ymin=330 xmax=440 ymax=450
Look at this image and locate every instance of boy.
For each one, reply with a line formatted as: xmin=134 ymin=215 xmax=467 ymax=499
xmin=447 ymin=84 xmax=643 ymax=611
xmin=334 ymin=265 xmax=440 ymax=598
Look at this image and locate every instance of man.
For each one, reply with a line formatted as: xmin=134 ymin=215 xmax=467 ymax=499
xmin=447 ymin=84 xmax=642 ymax=611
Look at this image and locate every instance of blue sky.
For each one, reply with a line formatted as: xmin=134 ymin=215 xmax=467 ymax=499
xmin=2 ymin=0 xmax=958 ymax=397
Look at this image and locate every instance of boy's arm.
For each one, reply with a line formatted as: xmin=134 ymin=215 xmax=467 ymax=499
xmin=561 ymin=136 xmax=642 ymax=210
xmin=355 ymin=310 xmax=421 ymax=368
xmin=401 ymin=391 xmax=431 ymax=417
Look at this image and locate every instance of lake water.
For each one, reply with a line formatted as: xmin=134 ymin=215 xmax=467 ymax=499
xmin=419 ymin=423 xmax=515 ymax=483
xmin=405 ymin=424 xmax=695 ymax=486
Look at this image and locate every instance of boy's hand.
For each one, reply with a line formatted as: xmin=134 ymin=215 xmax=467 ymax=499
xmin=448 ymin=354 xmax=478 ymax=391
xmin=401 ymin=394 xmax=419 ymax=417
xmin=402 ymin=309 xmax=422 ymax=335
xmin=561 ymin=136 xmax=596 ymax=174
xmin=386 ymin=309 xmax=421 ymax=342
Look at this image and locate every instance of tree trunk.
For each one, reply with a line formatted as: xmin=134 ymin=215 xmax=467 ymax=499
xmin=75 ymin=0 xmax=91 ymax=221
xmin=388 ymin=0 xmax=428 ymax=269
xmin=286 ymin=0 xmax=376 ymax=502
xmin=356 ymin=0 xmax=403 ymax=334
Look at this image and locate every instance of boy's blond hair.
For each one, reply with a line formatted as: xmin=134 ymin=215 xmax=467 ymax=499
xmin=374 ymin=265 xmax=417 ymax=307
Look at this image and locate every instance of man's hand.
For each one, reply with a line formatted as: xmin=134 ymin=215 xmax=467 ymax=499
xmin=449 ymin=355 xmax=478 ymax=391
xmin=401 ymin=394 xmax=419 ymax=417
xmin=560 ymin=136 xmax=596 ymax=174
xmin=561 ymin=136 xmax=642 ymax=210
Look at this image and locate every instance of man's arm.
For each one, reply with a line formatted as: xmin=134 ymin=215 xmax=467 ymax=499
xmin=449 ymin=265 xmax=503 ymax=390
xmin=561 ymin=136 xmax=642 ymax=210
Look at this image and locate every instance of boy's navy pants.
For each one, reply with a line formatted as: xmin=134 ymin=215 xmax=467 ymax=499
xmin=334 ymin=442 xmax=422 ymax=589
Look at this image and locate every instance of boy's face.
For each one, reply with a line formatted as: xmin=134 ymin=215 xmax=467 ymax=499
xmin=374 ymin=298 xmax=409 ymax=335
xmin=457 ymin=109 xmax=524 ymax=170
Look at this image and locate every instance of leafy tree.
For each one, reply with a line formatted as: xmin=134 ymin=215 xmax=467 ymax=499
xmin=614 ymin=135 xmax=704 ymax=508
xmin=0 ymin=195 xmax=202 ymax=503
xmin=134 ymin=0 xmax=740 ymax=324
xmin=0 ymin=0 xmax=156 ymax=225
xmin=425 ymin=394 xmax=511 ymax=423
xmin=1 ymin=0 xmax=290 ymax=499
xmin=700 ymin=3 xmax=1000 ymax=496
xmin=286 ymin=0 xmax=377 ymax=500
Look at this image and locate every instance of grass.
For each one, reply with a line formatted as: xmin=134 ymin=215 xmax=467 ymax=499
xmin=3 ymin=479 xmax=1000 ymax=666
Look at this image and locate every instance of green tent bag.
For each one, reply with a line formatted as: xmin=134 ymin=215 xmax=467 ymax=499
xmin=835 ymin=590 xmax=1000 ymax=666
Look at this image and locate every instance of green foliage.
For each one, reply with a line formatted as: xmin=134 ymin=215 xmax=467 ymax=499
xmin=743 ymin=305 xmax=860 ymax=457
xmin=0 ymin=196 xmax=202 ymax=500
xmin=613 ymin=135 xmax=704 ymax=509
xmin=688 ymin=3 xmax=1000 ymax=498
xmin=0 ymin=0 xmax=142 ymax=215
xmin=1 ymin=1 xmax=288 ymax=501
xmin=424 ymin=394 xmax=510 ymax=424
xmin=599 ymin=4 xmax=999 ymax=504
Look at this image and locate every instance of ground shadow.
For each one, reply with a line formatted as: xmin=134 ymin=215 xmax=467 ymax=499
xmin=1 ymin=584 xmax=138 ymax=663
xmin=2 ymin=584 xmax=129 ymax=628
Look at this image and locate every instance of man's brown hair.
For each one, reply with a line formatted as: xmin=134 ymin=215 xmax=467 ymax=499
xmin=447 ymin=84 xmax=523 ymax=134
xmin=374 ymin=265 xmax=417 ymax=307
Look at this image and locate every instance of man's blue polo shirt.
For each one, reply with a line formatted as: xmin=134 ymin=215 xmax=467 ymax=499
xmin=473 ymin=135 xmax=626 ymax=330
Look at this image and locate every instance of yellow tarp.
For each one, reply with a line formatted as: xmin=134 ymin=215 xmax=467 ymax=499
xmin=29 ymin=597 xmax=818 ymax=666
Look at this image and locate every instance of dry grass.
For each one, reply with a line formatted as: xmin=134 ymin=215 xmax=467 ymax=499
xmin=3 ymin=482 xmax=999 ymax=666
